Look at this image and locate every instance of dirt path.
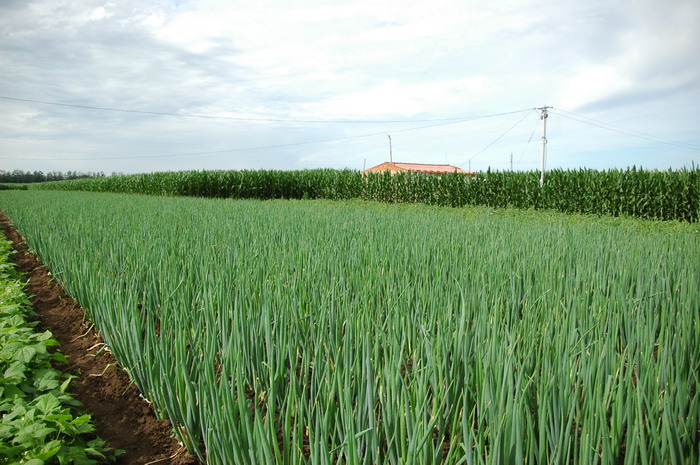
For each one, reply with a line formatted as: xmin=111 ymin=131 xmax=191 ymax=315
xmin=0 ymin=213 xmax=199 ymax=465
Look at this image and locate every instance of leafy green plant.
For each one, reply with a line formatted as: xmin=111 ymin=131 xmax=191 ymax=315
xmin=0 ymin=239 xmax=122 ymax=465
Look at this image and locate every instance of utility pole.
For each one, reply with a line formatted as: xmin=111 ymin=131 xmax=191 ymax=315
xmin=538 ymin=106 xmax=551 ymax=187
xmin=468 ymin=160 xmax=471 ymax=173
xmin=388 ymin=135 xmax=393 ymax=162
xmin=510 ymin=152 xmax=513 ymax=171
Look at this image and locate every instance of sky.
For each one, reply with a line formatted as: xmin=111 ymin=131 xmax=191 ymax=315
xmin=1 ymin=0 xmax=699 ymax=174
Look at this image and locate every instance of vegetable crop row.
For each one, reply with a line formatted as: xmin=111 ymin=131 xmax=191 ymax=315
xmin=0 ymin=191 xmax=698 ymax=464
xmin=0 ymin=236 xmax=121 ymax=464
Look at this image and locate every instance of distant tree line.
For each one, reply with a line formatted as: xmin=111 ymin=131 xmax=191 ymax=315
xmin=0 ymin=169 xmax=106 ymax=183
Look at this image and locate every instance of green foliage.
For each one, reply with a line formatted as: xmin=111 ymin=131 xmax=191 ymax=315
xmin=0 ymin=239 xmax=122 ymax=465
xmin=0 ymin=170 xmax=105 ymax=184
xmin=0 ymin=184 xmax=28 ymax=191
xmin=1 ymin=191 xmax=698 ymax=464
xmin=30 ymin=166 xmax=700 ymax=222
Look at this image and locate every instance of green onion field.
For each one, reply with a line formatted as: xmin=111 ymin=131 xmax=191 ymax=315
xmin=0 ymin=189 xmax=698 ymax=464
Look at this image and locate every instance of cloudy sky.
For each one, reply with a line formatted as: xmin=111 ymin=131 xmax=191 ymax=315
xmin=1 ymin=0 xmax=699 ymax=174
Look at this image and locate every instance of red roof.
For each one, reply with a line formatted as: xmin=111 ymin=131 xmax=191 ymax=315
xmin=362 ymin=161 xmax=472 ymax=175
xmin=392 ymin=162 xmax=468 ymax=174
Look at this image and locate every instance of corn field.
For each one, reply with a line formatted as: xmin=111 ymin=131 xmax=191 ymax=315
xmin=31 ymin=167 xmax=699 ymax=222
xmin=0 ymin=190 xmax=698 ymax=464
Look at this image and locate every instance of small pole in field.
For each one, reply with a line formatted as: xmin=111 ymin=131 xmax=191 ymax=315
xmin=363 ymin=158 xmax=366 ymax=171
xmin=510 ymin=152 xmax=513 ymax=171
xmin=388 ymin=135 xmax=393 ymax=162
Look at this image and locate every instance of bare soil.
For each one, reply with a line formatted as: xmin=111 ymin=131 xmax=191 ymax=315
xmin=0 ymin=213 xmax=199 ymax=465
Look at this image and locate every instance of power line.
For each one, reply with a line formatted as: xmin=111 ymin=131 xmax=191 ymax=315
xmin=0 ymin=95 xmax=530 ymax=125
xmin=458 ymin=109 xmax=537 ymax=168
xmin=515 ymin=115 xmax=541 ymax=169
xmin=0 ymin=109 xmax=534 ymax=161
xmin=551 ymin=108 xmax=700 ymax=151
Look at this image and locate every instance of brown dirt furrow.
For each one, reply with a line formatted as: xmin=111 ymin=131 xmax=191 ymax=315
xmin=0 ymin=213 xmax=199 ymax=465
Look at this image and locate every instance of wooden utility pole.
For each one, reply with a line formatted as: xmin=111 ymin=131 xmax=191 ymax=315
xmin=538 ymin=106 xmax=551 ymax=186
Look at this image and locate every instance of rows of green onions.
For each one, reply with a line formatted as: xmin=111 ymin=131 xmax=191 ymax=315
xmin=0 ymin=190 xmax=698 ymax=464
xmin=31 ymin=166 xmax=699 ymax=222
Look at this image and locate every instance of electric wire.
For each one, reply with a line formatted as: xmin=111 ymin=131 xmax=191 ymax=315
xmin=515 ymin=115 xmax=541 ymax=169
xmin=458 ymin=109 xmax=536 ymax=168
xmin=551 ymin=108 xmax=700 ymax=150
xmin=0 ymin=109 xmax=534 ymax=161
xmin=0 ymin=95 xmax=529 ymax=125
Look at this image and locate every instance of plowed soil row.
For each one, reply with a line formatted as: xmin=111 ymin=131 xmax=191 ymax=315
xmin=1 ymin=213 xmax=199 ymax=465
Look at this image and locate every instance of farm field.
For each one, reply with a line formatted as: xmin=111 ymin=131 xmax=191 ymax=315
xmin=0 ymin=190 xmax=698 ymax=464
xmin=31 ymin=167 xmax=700 ymax=223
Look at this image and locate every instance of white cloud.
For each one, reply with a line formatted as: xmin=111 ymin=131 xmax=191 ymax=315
xmin=301 ymin=77 xmax=494 ymax=118
xmin=88 ymin=7 xmax=109 ymax=21
xmin=141 ymin=12 xmax=165 ymax=28
xmin=0 ymin=0 xmax=698 ymax=173
xmin=559 ymin=65 xmax=632 ymax=110
xmin=558 ymin=0 xmax=700 ymax=111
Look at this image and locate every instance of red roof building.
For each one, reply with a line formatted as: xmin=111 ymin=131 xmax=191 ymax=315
xmin=362 ymin=161 xmax=474 ymax=175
